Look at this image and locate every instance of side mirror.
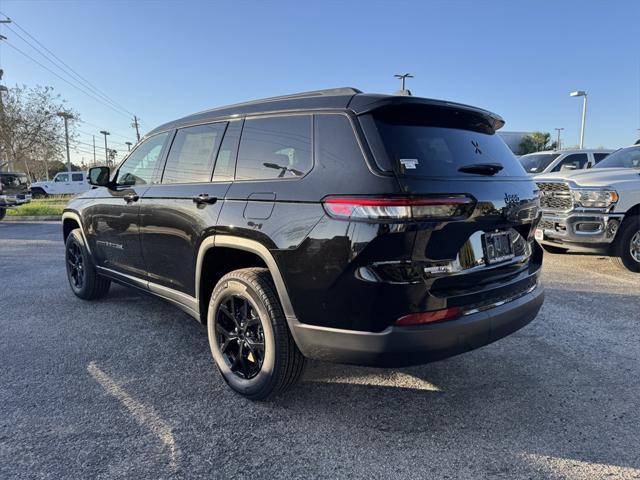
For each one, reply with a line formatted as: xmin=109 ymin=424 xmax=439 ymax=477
xmin=88 ymin=166 xmax=111 ymax=186
xmin=560 ymin=164 xmax=578 ymax=171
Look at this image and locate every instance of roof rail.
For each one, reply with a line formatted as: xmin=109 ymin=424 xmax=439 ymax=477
xmin=194 ymin=87 xmax=362 ymax=116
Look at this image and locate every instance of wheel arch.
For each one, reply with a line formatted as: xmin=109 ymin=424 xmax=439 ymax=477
xmin=196 ymin=235 xmax=296 ymax=325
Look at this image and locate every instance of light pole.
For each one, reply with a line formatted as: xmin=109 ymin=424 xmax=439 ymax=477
xmin=125 ymin=141 xmax=132 ymax=151
xmin=554 ymin=127 xmax=564 ymax=150
xmin=57 ymin=112 xmax=73 ymax=172
xmin=99 ymin=130 xmax=110 ymax=166
xmin=570 ymin=90 xmax=587 ymax=149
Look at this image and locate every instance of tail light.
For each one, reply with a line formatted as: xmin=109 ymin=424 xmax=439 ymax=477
xmin=394 ymin=307 xmax=461 ymax=326
xmin=322 ymin=196 xmax=474 ymax=221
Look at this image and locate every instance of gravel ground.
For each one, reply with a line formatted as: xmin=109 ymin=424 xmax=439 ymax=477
xmin=1 ymin=222 xmax=639 ymax=479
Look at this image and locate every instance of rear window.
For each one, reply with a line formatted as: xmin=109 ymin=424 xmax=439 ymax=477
xmin=519 ymin=153 xmax=560 ymax=173
xmin=363 ymin=105 xmax=526 ymax=177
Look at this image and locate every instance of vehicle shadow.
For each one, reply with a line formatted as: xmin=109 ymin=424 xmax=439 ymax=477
xmin=89 ymin=284 xmax=640 ymax=475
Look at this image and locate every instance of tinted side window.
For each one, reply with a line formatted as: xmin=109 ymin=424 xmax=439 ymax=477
xmin=71 ymin=173 xmax=84 ymax=181
xmin=593 ymin=153 xmax=609 ymax=164
xmin=552 ymin=153 xmax=588 ymax=172
xmin=117 ymin=132 xmax=170 ymax=186
xmin=236 ymin=115 xmax=312 ymax=181
xmin=213 ymin=120 xmax=242 ymax=181
xmin=162 ymin=123 xmax=226 ymax=184
xmin=315 ymin=114 xmax=365 ymax=169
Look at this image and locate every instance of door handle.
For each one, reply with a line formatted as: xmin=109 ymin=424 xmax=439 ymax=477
xmin=193 ymin=194 xmax=218 ymax=205
xmin=123 ymin=193 xmax=139 ymax=203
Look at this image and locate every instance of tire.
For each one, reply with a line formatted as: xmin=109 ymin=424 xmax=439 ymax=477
xmin=541 ymin=244 xmax=568 ymax=254
xmin=614 ymin=215 xmax=640 ymax=273
xmin=65 ymin=229 xmax=111 ymax=299
xmin=30 ymin=188 xmax=48 ymax=198
xmin=207 ymin=267 xmax=306 ymax=400
xmin=0 ymin=208 xmax=5 ymax=221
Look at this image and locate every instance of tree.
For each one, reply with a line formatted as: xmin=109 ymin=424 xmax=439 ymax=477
xmin=0 ymin=85 xmax=80 ymax=180
xmin=518 ymin=132 xmax=558 ymax=155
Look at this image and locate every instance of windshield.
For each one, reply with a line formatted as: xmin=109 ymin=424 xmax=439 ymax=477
xmin=594 ymin=146 xmax=640 ymax=169
xmin=519 ymin=153 xmax=560 ymax=173
xmin=363 ymin=104 xmax=526 ymax=178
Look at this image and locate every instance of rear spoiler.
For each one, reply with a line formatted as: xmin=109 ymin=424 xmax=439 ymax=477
xmin=347 ymin=94 xmax=505 ymax=133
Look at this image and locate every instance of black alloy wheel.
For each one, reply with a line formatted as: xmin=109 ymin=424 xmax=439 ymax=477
xmin=215 ymin=295 xmax=266 ymax=379
xmin=66 ymin=240 xmax=85 ymax=290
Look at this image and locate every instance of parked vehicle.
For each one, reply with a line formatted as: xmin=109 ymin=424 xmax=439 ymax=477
xmin=535 ymin=144 xmax=640 ymax=272
xmin=62 ymin=87 xmax=544 ymax=399
xmin=520 ymin=149 xmax=612 ymax=174
xmin=0 ymin=172 xmax=32 ymax=221
xmin=30 ymin=171 xmax=90 ymax=197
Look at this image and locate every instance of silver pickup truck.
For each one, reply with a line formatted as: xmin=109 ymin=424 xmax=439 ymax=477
xmin=535 ymin=144 xmax=640 ymax=272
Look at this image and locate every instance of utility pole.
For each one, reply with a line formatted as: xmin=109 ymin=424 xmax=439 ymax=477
xmin=554 ymin=128 xmax=564 ymax=150
xmin=100 ymin=130 xmax=110 ymax=166
xmin=92 ymin=135 xmax=96 ymax=166
xmin=132 ymin=116 xmax=140 ymax=142
xmin=57 ymin=112 xmax=73 ymax=172
xmin=125 ymin=141 xmax=132 ymax=151
xmin=1 ymin=19 xmax=11 ymax=171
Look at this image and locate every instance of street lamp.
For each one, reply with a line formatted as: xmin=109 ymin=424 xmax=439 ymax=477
xmin=570 ymin=90 xmax=587 ymax=149
xmin=125 ymin=141 xmax=132 ymax=151
xmin=99 ymin=130 xmax=110 ymax=166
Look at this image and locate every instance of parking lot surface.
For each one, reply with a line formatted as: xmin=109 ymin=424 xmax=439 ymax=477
xmin=1 ymin=221 xmax=639 ymax=479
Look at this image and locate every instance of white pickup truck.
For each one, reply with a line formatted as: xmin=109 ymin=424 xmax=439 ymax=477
xmin=535 ymin=144 xmax=640 ymax=272
xmin=30 ymin=171 xmax=91 ymax=197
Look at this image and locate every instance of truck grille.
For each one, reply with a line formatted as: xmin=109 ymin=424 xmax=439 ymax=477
xmin=536 ymin=182 xmax=572 ymax=211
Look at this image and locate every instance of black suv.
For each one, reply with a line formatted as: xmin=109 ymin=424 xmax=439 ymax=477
xmin=63 ymin=88 xmax=544 ymax=399
xmin=0 ymin=172 xmax=31 ymax=221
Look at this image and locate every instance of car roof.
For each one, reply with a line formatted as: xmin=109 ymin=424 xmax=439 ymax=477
xmin=147 ymin=87 xmax=505 ymax=137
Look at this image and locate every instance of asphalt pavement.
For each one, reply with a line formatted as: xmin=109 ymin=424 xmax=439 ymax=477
xmin=1 ymin=221 xmax=639 ymax=479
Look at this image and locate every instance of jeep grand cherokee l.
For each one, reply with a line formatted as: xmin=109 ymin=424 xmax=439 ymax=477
xmin=62 ymin=88 xmax=544 ymax=399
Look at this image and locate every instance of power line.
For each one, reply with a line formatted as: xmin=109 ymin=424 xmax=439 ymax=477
xmin=3 ymin=40 xmax=133 ymax=119
xmin=0 ymin=12 xmax=135 ymax=118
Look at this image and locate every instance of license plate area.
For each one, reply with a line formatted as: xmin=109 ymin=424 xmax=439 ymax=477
xmin=482 ymin=231 xmax=515 ymax=265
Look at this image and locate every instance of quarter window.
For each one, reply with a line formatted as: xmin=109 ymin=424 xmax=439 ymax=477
xmin=236 ymin=115 xmax=312 ymax=181
xmin=162 ymin=123 xmax=226 ymax=184
xmin=117 ymin=132 xmax=170 ymax=186
xmin=593 ymin=153 xmax=609 ymax=164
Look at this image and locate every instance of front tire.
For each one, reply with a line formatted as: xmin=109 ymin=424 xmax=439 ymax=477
xmin=541 ymin=244 xmax=568 ymax=254
xmin=614 ymin=215 xmax=640 ymax=273
xmin=207 ymin=268 xmax=305 ymax=400
xmin=65 ymin=229 xmax=111 ymax=299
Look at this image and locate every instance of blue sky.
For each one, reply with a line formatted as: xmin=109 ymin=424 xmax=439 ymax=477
xmin=1 ymin=0 xmax=638 ymax=164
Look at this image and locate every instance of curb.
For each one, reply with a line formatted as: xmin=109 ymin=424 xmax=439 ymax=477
xmin=3 ymin=215 xmax=62 ymax=222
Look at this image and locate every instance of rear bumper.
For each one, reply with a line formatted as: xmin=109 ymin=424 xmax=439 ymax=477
xmin=290 ymin=283 xmax=544 ymax=367
xmin=0 ymin=194 xmax=31 ymax=207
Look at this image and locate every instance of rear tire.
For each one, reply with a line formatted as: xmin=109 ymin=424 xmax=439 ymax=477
xmin=207 ymin=267 xmax=306 ymax=400
xmin=541 ymin=244 xmax=568 ymax=254
xmin=30 ymin=188 xmax=48 ymax=198
xmin=65 ymin=229 xmax=111 ymax=299
xmin=614 ymin=215 xmax=640 ymax=273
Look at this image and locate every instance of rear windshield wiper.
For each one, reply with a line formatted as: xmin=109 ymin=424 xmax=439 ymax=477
xmin=458 ymin=163 xmax=504 ymax=175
